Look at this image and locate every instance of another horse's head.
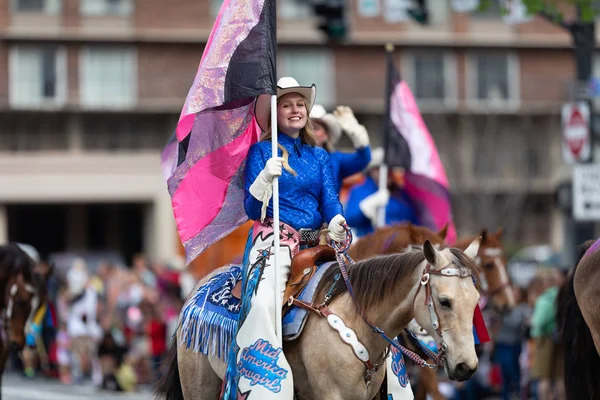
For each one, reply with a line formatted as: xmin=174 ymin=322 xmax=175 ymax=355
xmin=0 ymin=244 xmax=52 ymax=351
xmin=349 ymin=222 xmax=447 ymax=260
xmin=405 ymin=222 xmax=447 ymax=249
xmin=413 ymin=239 xmax=481 ymax=382
xmin=476 ymin=228 xmax=514 ymax=312
xmin=455 ymin=228 xmax=514 ymax=312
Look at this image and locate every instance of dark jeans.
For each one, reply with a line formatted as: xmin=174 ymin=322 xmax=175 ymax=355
xmin=493 ymin=342 xmax=522 ymax=400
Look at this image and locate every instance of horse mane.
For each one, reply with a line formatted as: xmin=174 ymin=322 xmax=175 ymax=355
xmin=316 ymin=246 xmax=481 ymax=311
xmin=557 ymin=239 xmax=600 ymax=400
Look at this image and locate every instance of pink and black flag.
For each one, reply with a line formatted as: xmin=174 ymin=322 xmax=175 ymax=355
xmin=161 ymin=0 xmax=276 ymax=264
xmin=383 ymin=49 xmax=457 ymax=245
xmin=383 ymin=50 xmax=489 ymax=343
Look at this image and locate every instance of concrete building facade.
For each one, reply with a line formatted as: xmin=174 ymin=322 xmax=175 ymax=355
xmin=0 ymin=0 xmax=597 ymax=264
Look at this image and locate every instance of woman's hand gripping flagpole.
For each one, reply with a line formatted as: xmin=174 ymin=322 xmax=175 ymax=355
xmin=270 ymin=94 xmax=283 ymax=345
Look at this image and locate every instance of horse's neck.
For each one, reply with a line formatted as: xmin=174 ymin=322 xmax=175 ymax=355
xmin=370 ymin=262 xmax=424 ymax=336
xmin=332 ymin=261 xmax=424 ymax=354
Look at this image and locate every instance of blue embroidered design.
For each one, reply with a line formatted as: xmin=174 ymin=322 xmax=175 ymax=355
xmin=390 ymin=345 xmax=409 ymax=388
xmin=237 ymin=339 xmax=289 ymax=393
xmin=222 ymin=245 xmax=271 ymax=400
xmin=179 ymin=265 xmax=242 ymax=360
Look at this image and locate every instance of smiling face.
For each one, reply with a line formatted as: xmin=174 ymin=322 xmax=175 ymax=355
xmin=277 ymin=93 xmax=308 ymax=137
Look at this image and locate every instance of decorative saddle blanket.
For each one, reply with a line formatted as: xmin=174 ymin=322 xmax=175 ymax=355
xmin=179 ymin=261 xmax=336 ymax=362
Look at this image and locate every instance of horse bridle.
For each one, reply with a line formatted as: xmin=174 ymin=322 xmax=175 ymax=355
xmin=411 ymin=262 xmax=474 ymax=367
xmin=5 ymin=280 xmax=38 ymax=336
xmin=475 ymin=247 xmax=511 ymax=298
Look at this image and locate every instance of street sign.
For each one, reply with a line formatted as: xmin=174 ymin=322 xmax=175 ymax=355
xmin=562 ymin=102 xmax=591 ymax=164
xmin=573 ymin=165 xmax=600 ymax=221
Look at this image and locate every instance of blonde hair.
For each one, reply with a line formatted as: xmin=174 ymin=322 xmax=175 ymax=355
xmin=261 ymin=94 xmax=317 ymax=147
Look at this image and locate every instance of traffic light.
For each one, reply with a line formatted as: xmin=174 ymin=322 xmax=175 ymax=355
xmin=407 ymin=0 xmax=428 ymax=25
xmin=313 ymin=0 xmax=347 ymax=41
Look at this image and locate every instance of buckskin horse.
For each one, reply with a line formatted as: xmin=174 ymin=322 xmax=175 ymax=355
xmin=157 ymin=238 xmax=482 ymax=400
xmin=557 ymin=239 xmax=600 ymax=400
xmin=346 ymin=223 xmax=448 ymax=400
xmin=0 ymin=243 xmax=53 ymax=399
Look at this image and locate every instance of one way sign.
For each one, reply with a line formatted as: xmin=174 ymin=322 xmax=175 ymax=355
xmin=573 ymin=165 xmax=600 ymax=220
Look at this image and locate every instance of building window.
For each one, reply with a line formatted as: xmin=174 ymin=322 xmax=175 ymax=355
xmin=402 ymin=51 xmax=457 ymax=108
xmin=280 ymin=0 xmax=311 ymax=19
xmin=80 ymin=47 xmax=137 ymax=108
xmin=80 ymin=0 xmax=133 ymax=16
xmin=279 ymin=49 xmax=335 ymax=107
xmin=81 ymin=116 xmax=171 ymax=150
xmin=467 ymin=52 xmax=519 ymax=108
xmin=9 ymin=46 xmax=67 ymax=109
xmin=12 ymin=0 xmax=61 ymax=13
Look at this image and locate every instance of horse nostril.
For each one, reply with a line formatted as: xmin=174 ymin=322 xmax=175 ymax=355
xmin=11 ymin=342 xmax=23 ymax=352
xmin=454 ymin=362 xmax=474 ymax=381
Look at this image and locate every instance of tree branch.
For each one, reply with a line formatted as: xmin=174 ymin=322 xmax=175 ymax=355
xmin=537 ymin=9 xmax=570 ymax=31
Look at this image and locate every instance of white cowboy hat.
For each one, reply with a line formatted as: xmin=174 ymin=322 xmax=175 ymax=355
xmin=255 ymin=77 xmax=317 ymax=132
xmin=365 ymin=147 xmax=384 ymax=171
xmin=309 ymin=104 xmax=342 ymax=145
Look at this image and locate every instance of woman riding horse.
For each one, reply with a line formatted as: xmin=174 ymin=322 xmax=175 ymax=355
xmin=345 ymin=148 xmax=419 ymax=237
xmin=222 ymin=77 xmax=347 ymax=400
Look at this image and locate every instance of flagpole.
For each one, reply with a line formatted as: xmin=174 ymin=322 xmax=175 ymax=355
xmin=378 ymin=43 xmax=395 ymax=228
xmin=271 ymin=94 xmax=282 ymax=345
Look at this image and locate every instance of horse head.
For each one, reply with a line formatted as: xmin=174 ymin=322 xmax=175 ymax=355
xmin=349 ymin=222 xmax=447 ymax=260
xmin=407 ymin=222 xmax=447 ymax=249
xmin=413 ymin=239 xmax=481 ymax=381
xmin=476 ymin=227 xmax=514 ymax=312
xmin=0 ymin=244 xmax=51 ymax=351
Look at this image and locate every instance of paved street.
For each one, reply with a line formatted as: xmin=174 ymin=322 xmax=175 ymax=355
xmin=1 ymin=374 xmax=155 ymax=400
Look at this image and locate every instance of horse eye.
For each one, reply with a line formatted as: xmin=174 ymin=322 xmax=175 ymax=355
xmin=439 ymin=298 xmax=452 ymax=309
xmin=484 ymin=262 xmax=494 ymax=270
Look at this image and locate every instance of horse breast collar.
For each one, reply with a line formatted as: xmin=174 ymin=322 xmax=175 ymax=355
xmin=289 ymin=297 xmax=388 ymax=387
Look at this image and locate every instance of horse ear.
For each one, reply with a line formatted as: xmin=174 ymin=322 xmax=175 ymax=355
xmin=464 ymin=237 xmax=482 ymax=260
xmin=496 ymin=227 xmax=504 ymax=239
xmin=437 ymin=223 xmax=448 ymax=240
xmin=480 ymin=229 xmax=488 ymax=243
xmin=423 ymin=240 xmax=439 ymax=266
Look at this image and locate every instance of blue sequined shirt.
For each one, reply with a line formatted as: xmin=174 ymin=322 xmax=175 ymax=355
xmin=244 ymin=133 xmax=344 ymax=231
xmin=329 ymin=147 xmax=371 ymax=193
xmin=344 ymin=176 xmax=419 ymax=237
